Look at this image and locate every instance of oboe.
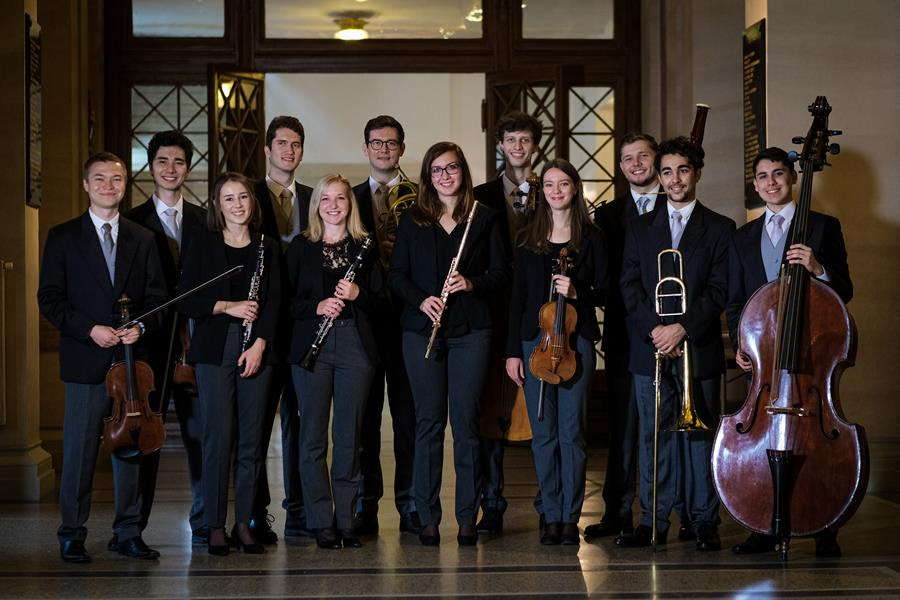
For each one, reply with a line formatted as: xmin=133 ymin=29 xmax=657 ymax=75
xmin=300 ymin=237 xmax=373 ymax=371
xmin=241 ymin=235 xmax=266 ymax=353
xmin=424 ymin=201 xmax=481 ymax=359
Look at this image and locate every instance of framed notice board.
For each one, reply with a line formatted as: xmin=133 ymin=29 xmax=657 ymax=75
xmin=743 ymin=19 xmax=765 ymax=209
xmin=25 ymin=13 xmax=42 ymax=208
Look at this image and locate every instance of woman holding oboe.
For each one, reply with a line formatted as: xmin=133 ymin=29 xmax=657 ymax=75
xmin=178 ymin=172 xmax=281 ymax=556
xmin=286 ymin=174 xmax=380 ymax=550
xmin=505 ymin=159 xmax=607 ymax=546
xmin=389 ymin=142 xmax=509 ymax=546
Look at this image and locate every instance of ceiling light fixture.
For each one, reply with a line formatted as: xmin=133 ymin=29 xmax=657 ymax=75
xmin=334 ymin=17 xmax=369 ymax=41
xmin=465 ymin=8 xmax=483 ymax=22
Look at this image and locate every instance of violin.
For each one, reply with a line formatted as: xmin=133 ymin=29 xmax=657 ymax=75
xmin=103 ymin=294 xmax=166 ymax=458
xmin=171 ymin=317 xmax=196 ymax=392
xmin=711 ymin=96 xmax=868 ymax=561
xmin=529 ymin=247 xmax=578 ymax=420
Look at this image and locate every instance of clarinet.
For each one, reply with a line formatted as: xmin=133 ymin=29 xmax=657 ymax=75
xmin=300 ymin=237 xmax=373 ymax=371
xmin=424 ymin=201 xmax=481 ymax=359
xmin=241 ymin=235 xmax=266 ymax=353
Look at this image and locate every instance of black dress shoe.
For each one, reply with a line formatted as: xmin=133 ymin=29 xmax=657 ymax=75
xmin=731 ymin=532 xmax=776 ymax=555
xmin=248 ymin=514 xmax=278 ymax=545
xmin=117 ymin=536 xmax=160 ymax=560
xmin=560 ymin=522 xmax=581 ymax=545
xmin=815 ymin=530 xmax=842 ymax=558
xmin=540 ymin=521 xmax=562 ymax=545
xmin=352 ymin=511 xmax=379 ymax=536
xmin=60 ymin=540 xmax=91 ymax=563
xmin=107 ymin=534 xmax=119 ymax=552
xmin=615 ymin=524 xmax=665 ymax=547
xmin=678 ymin=523 xmax=695 ymax=541
xmin=399 ymin=512 xmax=423 ymax=534
xmin=695 ymin=523 xmax=721 ymax=552
xmin=315 ymin=527 xmax=342 ymax=549
xmin=457 ymin=524 xmax=478 ymax=546
xmin=476 ymin=508 xmax=503 ymax=535
xmin=231 ymin=524 xmax=266 ymax=554
xmin=419 ymin=524 xmax=440 ymax=546
xmin=341 ymin=531 xmax=363 ymax=548
xmin=583 ymin=518 xmax=624 ymax=540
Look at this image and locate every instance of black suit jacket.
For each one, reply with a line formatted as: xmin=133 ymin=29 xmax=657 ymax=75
xmin=38 ymin=212 xmax=168 ymax=384
xmin=254 ymin=178 xmax=314 ymax=242
xmin=506 ymin=227 xmax=608 ymax=358
xmin=388 ymin=206 xmax=510 ymax=336
xmin=473 ymin=177 xmax=515 ymax=253
xmin=351 ymin=180 xmax=378 ymax=234
xmin=285 ymin=235 xmax=382 ymax=365
xmin=177 ymin=229 xmax=282 ymax=365
xmin=726 ymin=210 xmax=852 ymax=347
xmin=621 ymin=201 xmax=736 ymax=378
xmin=593 ymin=193 xmax=666 ymax=369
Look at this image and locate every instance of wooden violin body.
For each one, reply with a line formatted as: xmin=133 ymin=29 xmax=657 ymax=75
xmin=529 ymin=247 xmax=578 ymax=385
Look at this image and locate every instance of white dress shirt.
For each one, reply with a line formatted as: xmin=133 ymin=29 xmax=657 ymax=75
xmin=631 ymin=184 xmax=661 ymax=214
xmin=88 ymin=208 xmax=120 ymax=245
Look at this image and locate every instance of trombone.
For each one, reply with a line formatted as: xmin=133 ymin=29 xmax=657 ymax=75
xmin=650 ymin=248 xmax=710 ymax=549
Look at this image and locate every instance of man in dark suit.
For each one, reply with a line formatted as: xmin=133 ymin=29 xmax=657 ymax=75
xmin=123 ymin=131 xmax=207 ymax=548
xmin=350 ymin=115 xmax=420 ymax=536
xmin=251 ymin=116 xmax=314 ymax=543
xmin=617 ymin=137 xmax=735 ymax=551
xmin=586 ymin=133 xmax=665 ymax=540
xmin=38 ymin=152 xmax=168 ymax=563
xmin=473 ymin=111 xmax=542 ymax=536
xmin=727 ymin=146 xmax=852 ymax=558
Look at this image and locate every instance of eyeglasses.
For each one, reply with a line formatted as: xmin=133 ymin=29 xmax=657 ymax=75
xmin=366 ymin=139 xmax=401 ymax=151
xmin=430 ymin=162 xmax=461 ymax=178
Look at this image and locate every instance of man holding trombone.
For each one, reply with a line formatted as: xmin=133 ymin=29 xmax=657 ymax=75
xmin=617 ymin=136 xmax=735 ymax=550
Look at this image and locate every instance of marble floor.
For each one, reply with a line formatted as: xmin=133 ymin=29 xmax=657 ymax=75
xmin=1 ymin=420 xmax=899 ymax=599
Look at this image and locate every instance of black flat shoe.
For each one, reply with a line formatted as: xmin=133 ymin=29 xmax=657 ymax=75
xmin=231 ymin=524 xmax=266 ymax=554
xmin=315 ymin=527 xmax=342 ymax=549
xmin=352 ymin=511 xmax=379 ymax=536
xmin=678 ymin=523 xmax=695 ymax=541
xmin=476 ymin=508 xmax=503 ymax=535
xmin=615 ymin=524 xmax=665 ymax=548
xmin=107 ymin=534 xmax=118 ymax=552
xmin=560 ymin=522 xmax=580 ymax=545
xmin=117 ymin=536 xmax=160 ymax=560
xmin=60 ymin=540 xmax=91 ymax=563
xmin=457 ymin=524 xmax=478 ymax=546
xmin=248 ymin=514 xmax=278 ymax=545
xmin=341 ymin=531 xmax=363 ymax=548
xmin=419 ymin=524 xmax=440 ymax=546
xmin=583 ymin=518 xmax=623 ymax=540
xmin=695 ymin=523 xmax=721 ymax=552
xmin=731 ymin=532 xmax=776 ymax=555
xmin=207 ymin=527 xmax=230 ymax=556
xmin=399 ymin=512 xmax=423 ymax=535
xmin=540 ymin=521 xmax=562 ymax=545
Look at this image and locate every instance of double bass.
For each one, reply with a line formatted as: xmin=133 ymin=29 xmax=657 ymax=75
xmin=711 ymin=96 xmax=868 ymax=561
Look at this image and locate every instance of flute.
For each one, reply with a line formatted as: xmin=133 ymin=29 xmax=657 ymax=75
xmin=300 ymin=237 xmax=373 ymax=371
xmin=241 ymin=235 xmax=266 ymax=353
xmin=424 ymin=201 xmax=481 ymax=359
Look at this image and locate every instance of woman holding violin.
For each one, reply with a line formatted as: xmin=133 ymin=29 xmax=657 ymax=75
xmin=286 ymin=174 xmax=380 ymax=550
xmin=178 ymin=172 xmax=281 ymax=556
xmin=505 ymin=158 xmax=607 ymax=546
xmin=389 ymin=142 xmax=509 ymax=547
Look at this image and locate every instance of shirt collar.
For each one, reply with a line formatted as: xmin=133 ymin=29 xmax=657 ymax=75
xmin=152 ymin=194 xmax=184 ymax=218
xmin=88 ymin=207 xmax=120 ymax=232
xmin=667 ymin=199 xmax=697 ymax=222
xmin=631 ymin=184 xmax=661 ymax=204
xmin=369 ymin=172 xmax=402 ymax=196
xmin=501 ymin=172 xmax=530 ymax=200
xmin=764 ymin=201 xmax=796 ymax=225
xmin=266 ymin=175 xmax=297 ymax=199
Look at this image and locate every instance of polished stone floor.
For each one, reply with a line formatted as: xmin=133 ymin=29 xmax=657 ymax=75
xmin=1 ymin=418 xmax=899 ymax=599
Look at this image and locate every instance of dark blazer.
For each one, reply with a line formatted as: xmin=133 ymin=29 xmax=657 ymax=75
xmin=388 ymin=206 xmax=510 ymax=336
xmin=593 ymin=193 xmax=666 ymax=368
xmin=37 ymin=212 xmax=168 ymax=384
xmin=506 ymin=226 xmax=608 ymax=358
xmin=177 ymin=229 xmax=282 ymax=365
xmin=620 ymin=201 xmax=736 ymax=379
xmin=473 ymin=177 xmax=514 ymax=253
xmin=285 ymin=235 xmax=382 ymax=365
xmin=254 ymin=178 xmax=314 ymax=241
xmin=726 ymin=210 xmax=852 ymax=347
xmin=351 ymin=180 xmax=378 ymax=234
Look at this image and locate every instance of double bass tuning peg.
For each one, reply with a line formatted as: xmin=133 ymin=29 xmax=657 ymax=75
xmin=791 ymin=136 xmax=805 ymax=144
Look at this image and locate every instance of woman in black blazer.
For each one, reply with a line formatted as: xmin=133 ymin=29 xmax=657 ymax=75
xmin=286 ymin=174 xmax=380 ymax=550
xmin=389 ymin=142 xmax=509 ymax=546
xmin=178 ymin=172 xmax=281 ymax=556
xmin=505 ymin=159 xmax=607 ymax=546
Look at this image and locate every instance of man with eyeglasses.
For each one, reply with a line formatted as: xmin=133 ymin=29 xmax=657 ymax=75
xmin=473 ymin=111 xmax=543 ymax=537
xmin=350 ymin=115 xmax=421 ymax=536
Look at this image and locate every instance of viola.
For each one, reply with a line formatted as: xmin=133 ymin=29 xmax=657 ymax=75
xmin=103 ymin=295 xmax=166 ymax=458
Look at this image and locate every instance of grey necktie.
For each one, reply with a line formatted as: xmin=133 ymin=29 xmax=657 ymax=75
xmin=638 ymin=196 xmax=650 ymax=215
xmin=768 ymin=213 xmax=785 ymax=245
xmin=670 ymin=211 xmax=684 ymax=248
xmin=101 ymin=222 xmax=115 ymax=284
xmin=162 ymin=207 xmax=181 ymax=247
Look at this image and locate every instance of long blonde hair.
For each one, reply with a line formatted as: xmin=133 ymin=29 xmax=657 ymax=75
xmin=304 ymin=174 xmax=368 ymax=242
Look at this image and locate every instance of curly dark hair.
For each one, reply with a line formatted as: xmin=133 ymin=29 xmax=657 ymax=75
xmin=752 ymin=146 xmax=796 ymax=174
xmin=495 ymin=111 xmax=543 ymax=146
xmin=654 ymin=136 xmax=705 ymax=172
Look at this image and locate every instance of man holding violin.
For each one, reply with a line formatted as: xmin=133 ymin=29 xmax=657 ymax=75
xmin=38 ymin=152 xmax=167 ymax=563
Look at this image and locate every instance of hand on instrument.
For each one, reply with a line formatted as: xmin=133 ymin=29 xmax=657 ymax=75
xmin=735 ymin=348 xmax=752 ymax=372
xmin=224 ymin=300 xmax=259 ymax=323
xmin=238 ymin=338 xmax=266 ymax=378
xmin=505 ymin=357 xmax=525 ymax=387
xmin=651 ymin=323 xmax=686 ymax=355
xmin=443 ymin=271 xmax=472 ymax=295
xmin=334 ymin=279 xmax=360 ymax=301
xmin=317 ymin=297 xmax=345 ymax=318
xmin=90 ymin=325 xmax=121 ymax=348
xmin=553 ymin=274 xmax=577 ymax=299
xmin=785 ymin=244 xmax=824 ymax=277
xmin=419 ymin=296 xmax=444 ymax=323
xmin=116 ymin=326 xmax=141 ymax=345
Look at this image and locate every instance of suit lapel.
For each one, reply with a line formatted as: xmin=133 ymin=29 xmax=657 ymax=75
xmin=113 ymin=219 xmax=139 ymax=299
xmin=649 ymin=204 xmax=673 ymax=260
xmin=80 ymin=212 xmax=114 ymax=293
xmin=676 ymin=202 xmax=708 ymax=266
xmin=745 ymin=215 xmax=768 ymax=286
